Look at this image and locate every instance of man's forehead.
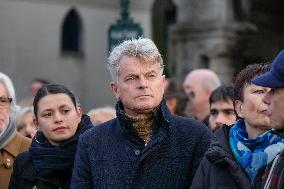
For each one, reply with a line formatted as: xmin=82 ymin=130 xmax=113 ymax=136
xmin=211 ymin=100 xmax=234 ymax=108
xmin=119 ymin=60 xmax=160 ymax=74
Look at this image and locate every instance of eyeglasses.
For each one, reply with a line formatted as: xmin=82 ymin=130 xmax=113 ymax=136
xmin=187 ymin=91 xmax=195 ymax=100
xmin=0 ymin=96 xmax=12 ymax=107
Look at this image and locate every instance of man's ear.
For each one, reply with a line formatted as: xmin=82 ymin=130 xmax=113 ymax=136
xmin=235 ymin=100 xmax=244 ymax=118
xmin=110 ymin=81 xmax=120 ymax=99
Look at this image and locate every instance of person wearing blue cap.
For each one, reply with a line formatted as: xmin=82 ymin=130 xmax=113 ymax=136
xmin=252 ymin=50 xmax=284 ymax=189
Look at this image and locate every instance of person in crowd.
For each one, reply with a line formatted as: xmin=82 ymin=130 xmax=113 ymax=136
xmin=71 ymin=38 xmax=213 ymax=188
xmin=19 ymin=78 xmax=49 ymax=107
xmin=0 ymin=72 xmax=31 ymax=189
xmin=87 ymin=106 xmax=116 ymax=126
xmin=9 ymin=84 xmax=93 ymax=189
xmin=190 ymin=63 xmax=284 ymax=188
xmin=164 ymin=78 xmax=188 ymax=116
xmin=15 ymin=107 xmax=37 ymax=138
xmin=252 ymin=50 xmax=284 ymax=189
xmin=208 ymin=84 xmax=237 ymax=132
xmin=183 ymin=69 xmax=221 ymax=125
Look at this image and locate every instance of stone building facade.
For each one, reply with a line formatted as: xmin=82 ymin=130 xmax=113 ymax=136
xmin=0 ymin=0 xmax=283 ymax=111
xmin=166 ymin=0 xmax=284 ymax=83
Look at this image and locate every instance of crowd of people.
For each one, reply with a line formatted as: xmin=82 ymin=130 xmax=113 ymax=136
xmin=0 ymin=37 xmax=283 ymax=189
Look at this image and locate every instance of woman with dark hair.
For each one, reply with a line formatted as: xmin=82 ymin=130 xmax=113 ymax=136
xmin=9 ymin=84 xmax=93 ymax=189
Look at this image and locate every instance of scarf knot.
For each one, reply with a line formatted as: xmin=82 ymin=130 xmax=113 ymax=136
xmin=29 ymin=115 xmax=92 ymax=175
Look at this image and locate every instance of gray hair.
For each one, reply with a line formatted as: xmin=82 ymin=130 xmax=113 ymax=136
xmin=0 ymin=72 xmax=18 ymax=120
xmin=14 ymin=106 xmax=34 ymax=129
xmin=107 ymin=38 xmax=164 ymax=82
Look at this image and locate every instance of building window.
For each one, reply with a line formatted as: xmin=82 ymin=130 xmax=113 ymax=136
xmin=61 ymin=8 xmax=83 ymax=54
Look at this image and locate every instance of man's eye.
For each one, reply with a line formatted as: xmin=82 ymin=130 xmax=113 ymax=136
xmin=270 ymin=89 xmax=275 ymax=95
xmin=224 ymin=110 xmax=235 ymax=116
xmin=187 ymin=91 xmax=195 ymax=99
xmin=126 ymin=77 xmax=135 ymax=81
xmin=210 ymin=110 xmax=218 ymax=116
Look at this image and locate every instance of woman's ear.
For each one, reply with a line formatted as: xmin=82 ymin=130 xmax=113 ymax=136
xmin=235 ymin=100 xmax=244 ymax=118
xmin=76 ymin=106 xmax=83 ymax=118
xmin=33 ymin=116 xmax=40 ymax=131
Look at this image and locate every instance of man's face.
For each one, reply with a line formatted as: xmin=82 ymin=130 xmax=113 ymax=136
xmin=236 ymin=84 xmax=270 ymax=131
xmin=183 ymin=75 xmax=210 ymax=120
xmin=110 ymin=56 xmax=165 ymax=116
xmin=0 ymin=82 xmax=11 ymax=133
xmin=263 ymin=88 xmax=284 ymax=130
xmin=209 ymin=100 xmax=237 ymax=132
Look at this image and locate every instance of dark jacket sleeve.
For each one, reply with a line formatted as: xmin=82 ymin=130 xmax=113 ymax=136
xmin=189 ymin=130 xmax=213 ymax=186
xmin=190 ymin=158 xmax=207 ymax=189
xmin=70 ymin=135 xmax=93 ymax=189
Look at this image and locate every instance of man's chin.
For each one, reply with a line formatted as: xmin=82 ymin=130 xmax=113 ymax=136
xmin=133 ymin=104 xmax=157 ymax=113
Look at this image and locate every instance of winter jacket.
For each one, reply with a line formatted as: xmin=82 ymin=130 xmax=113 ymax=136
xmin=9 ymin=151 xmax=72 ymax=189
xmin=262 ymin=148 xmax=284 ymax=189
xmin=0 ymin=133 xmax=31 ymax=189
xmin=71 ymin=100 xmax=213 ymax=189
xmin=8 ymin=115 xmax=93 ymax=189
xmin=190 ymin=126 xmax=264 ymax=189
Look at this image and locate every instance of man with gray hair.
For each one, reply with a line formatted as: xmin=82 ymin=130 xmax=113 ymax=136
xmin=71 ymin=38 xmax=213 ymax=188
xmin=183 ymin=69 xmax=221 ymax=125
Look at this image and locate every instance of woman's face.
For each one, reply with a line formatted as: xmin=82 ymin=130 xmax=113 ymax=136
xmin=35 ymin=93 xmax=82 ymax=145
xmin=0 ymin=82 xmax=11 ymax=133
xmin=17 ymin=111 xmax=37 ymax=139
xmin=236 ymin=84 xmax=270 ymax=133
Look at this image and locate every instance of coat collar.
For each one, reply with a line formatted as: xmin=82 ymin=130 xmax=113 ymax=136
xmin=2 ymin=133 xmax=25 ymax=157
xmin=115 ymin=98 xmax=171 ymax=145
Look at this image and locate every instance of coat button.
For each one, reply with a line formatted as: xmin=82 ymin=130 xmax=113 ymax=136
xmin=134 ymin=149 xmax=140 ymax=155
xmin=4 ymin=158 xmax=13 ymax=169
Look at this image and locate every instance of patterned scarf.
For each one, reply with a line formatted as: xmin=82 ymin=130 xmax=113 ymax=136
xmin=29 ymin=115 xmax=92 ymax=175
xmin=126 ymin=114 xmax=154 ymax=144
xmin=229 ymin=119 xmax=284 ymax=181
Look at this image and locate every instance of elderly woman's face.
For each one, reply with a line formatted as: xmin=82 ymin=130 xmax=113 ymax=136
xmin=0 ymin=82 xmax=11 ymax=133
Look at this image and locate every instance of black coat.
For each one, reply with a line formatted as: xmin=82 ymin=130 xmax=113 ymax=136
xmin=190 ymin=126 xmax=264 ymax=189
xmin=8 ymin=115 xmax=93 ymax=189
xmin=8 ymin=152 xmax=71 ymax=189
xmin=71 ymin=100 xmax=213 ymax=189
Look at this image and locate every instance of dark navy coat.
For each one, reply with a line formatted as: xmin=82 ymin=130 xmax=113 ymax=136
xmin=71 ymin=100 xmax=213 ymax=189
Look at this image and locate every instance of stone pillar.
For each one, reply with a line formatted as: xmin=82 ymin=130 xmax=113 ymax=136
xmin=169 ymin=0 xmax=253 ymax=83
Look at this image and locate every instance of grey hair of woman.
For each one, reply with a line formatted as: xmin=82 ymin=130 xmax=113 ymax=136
xmin=14 ymin=106 xmax=34 ymax=129
xmin=0 ymin=72 xmax=18 ymax=120
xmin=107 ymin=38 xmax=164 ymax=82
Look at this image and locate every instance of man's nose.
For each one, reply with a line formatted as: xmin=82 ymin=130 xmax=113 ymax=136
xmin=138 ymin=77 xmax=148 ymax=89
xmin=215 ymin=113 xmax=226 ymax=126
